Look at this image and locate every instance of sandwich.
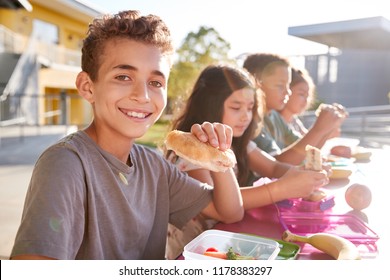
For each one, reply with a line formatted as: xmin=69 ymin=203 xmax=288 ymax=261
xmin=315 ymin=103 xmax=348 ymax=118
xmin=304 ymin=145 xmax=327 ymax=201
xmin=305 ymin=145 xmax=322 ymax=171
xmin=165 ymin=130 xmax=236 ymax=172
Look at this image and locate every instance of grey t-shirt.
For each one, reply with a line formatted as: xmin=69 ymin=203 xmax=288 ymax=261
xmin=11 ymin=131 xmax=213 ymax=260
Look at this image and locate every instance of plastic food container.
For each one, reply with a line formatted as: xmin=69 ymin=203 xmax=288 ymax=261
xmin=274 ymin=239 xmax=300 ymax=260
xmin=279 ymin=213 xmax=379 ymax=244
xmin=279 ymin=213 xmax=380 ymax=257
xmin=183 ymin=229 xmax=280 ymax=260
xmin=277 ymin=196 xmax=335 ymax=212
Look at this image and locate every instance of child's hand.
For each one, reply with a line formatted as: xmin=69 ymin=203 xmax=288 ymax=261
xmin=321 ymin=162 xmax=332 ymax=177
xmin=279 ymin=167 xmax=329 ymax=198
xmin=190 ymin=122 xmax=233 ymax=151
xmin=314 ymin=104 xmax=347 ymax=135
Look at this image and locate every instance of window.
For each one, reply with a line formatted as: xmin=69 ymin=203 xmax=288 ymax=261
xmin=329 ymin=58 xmax=338 ymax=83
xmin=32 ymin=19 xmax=59 ymax=44
xmin=317 ymin=55 xmax=328 ymax=84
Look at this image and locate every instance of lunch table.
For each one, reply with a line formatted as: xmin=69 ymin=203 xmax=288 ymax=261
xmin=213 ymin=147 xmax=389 ymax=260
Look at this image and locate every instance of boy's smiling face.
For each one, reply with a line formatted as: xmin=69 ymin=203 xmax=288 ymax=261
xmin=79 ymin=38 xmax=171 ymax=142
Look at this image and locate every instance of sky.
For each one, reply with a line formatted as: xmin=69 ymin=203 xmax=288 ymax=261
xmin=86 ymin=0 xmax=390 ymax=62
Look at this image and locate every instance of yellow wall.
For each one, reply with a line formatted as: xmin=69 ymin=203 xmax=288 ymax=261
xmin=42 ymin=86 xmax=91 ymax=126
xmin=0 ymin=3 xmax=91 ymax=50
xmin=0 ymin=9 xmax=31 ymax=35
xmin=39 ymin=67 xmax=79 ymax=90
xmin=39 ymin=68 xmax=93 ymax=126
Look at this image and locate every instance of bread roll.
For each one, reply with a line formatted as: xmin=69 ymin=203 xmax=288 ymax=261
xmin=165 ymin=130 xmax=236 ymax=172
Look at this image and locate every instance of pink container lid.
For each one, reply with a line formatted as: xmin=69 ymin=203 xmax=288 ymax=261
xmin=279 ymin=213 xmax=379 ymax=245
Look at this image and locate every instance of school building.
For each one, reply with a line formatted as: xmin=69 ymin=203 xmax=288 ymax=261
xmin=0 ymin=0 xmax=104 ymax=126
xmin=288 ymin=16 xmax=390 ymax=108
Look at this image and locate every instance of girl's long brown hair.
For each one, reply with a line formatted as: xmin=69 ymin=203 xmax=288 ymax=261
xmin=167 ymin=65 xmax=262 ymax=186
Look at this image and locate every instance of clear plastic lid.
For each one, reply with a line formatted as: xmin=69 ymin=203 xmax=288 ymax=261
xmin=183 ymin=229 xmax=280 ymax=260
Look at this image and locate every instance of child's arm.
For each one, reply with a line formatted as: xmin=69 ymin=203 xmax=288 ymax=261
xmin=275 ymin=105 xmax=346 ymax=165
xmin=191 ymin=122 xmax=244 ymax=224
xmin=200 ymin=168 xmax=244 ymax=223
xmin=247 ymin=146 xmax=291 ymax=178
xmin=240 ymin=167 xmax=329 ymax=210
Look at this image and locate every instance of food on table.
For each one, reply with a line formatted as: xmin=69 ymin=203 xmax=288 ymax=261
xmin=329 ymin=167 xmax=353 ymax=179
xmin=282 ymin=230 xmax=360 ymax=260
xmin=345 ymin=183 xmax=372 ymax=211
xmin=165 ymin=130 xmax=236 ymax=172
xmin=330 ymin=145 xmax=352 ymax=158
xmin=203 ymin=247 xmax=255 ymax=260
xmin=352 ymin=146 xmax=372 ymax=161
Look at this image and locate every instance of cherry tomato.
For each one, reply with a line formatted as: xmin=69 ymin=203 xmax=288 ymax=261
xmin=205 ymin=247 xmax=219 ymax=252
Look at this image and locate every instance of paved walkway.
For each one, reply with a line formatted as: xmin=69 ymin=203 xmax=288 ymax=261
xmin=0 ymin=125 xmax=77 ymax=259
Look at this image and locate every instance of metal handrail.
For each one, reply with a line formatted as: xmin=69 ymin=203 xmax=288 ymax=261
xmin=0 ymin=117 xmax=26 ymax=147
xmin=0 ymin=109 xmax=63 ymax=147
xmin=0 ymin=25 xmax=27 ymax=53
xmin=300 ymin=105 xmax=390 ymax=148
xmin=0 ymin=24 xmax=81 ymax=67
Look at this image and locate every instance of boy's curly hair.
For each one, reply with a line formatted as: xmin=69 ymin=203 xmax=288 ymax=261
xmin=81 ymin=10 xmax=174 ymax=81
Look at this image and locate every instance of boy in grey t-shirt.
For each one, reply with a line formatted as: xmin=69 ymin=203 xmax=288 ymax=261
xmin=10 ymin=10 xmax=243 ymax=260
